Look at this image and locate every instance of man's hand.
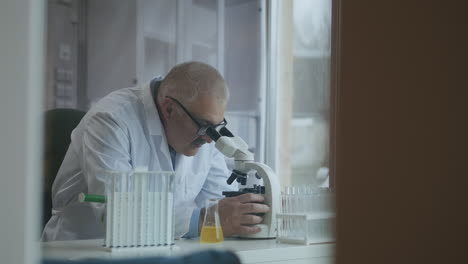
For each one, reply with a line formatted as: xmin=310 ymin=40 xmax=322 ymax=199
xmin=217 ymin=193 xmax=270 ymax=237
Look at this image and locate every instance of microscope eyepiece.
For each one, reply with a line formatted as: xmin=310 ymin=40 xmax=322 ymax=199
xmin=206 ymin=125 xmax=235 ymax=142
xmin=219 ymin=127 xmax=234 ymax=137
xmin=206 ymin=126 xmax=221 ymax=141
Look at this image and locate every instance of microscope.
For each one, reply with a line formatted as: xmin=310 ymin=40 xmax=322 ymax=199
xmin=206 ymin=127 xmax=281 ymax=239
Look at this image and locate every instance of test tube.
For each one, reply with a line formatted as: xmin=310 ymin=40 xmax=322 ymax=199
xmin=138 ymin=173 xmax=147 ymax=246
xmin=166 ymin=172 xmax=174 ymax=245
xmin=105 ymin=173 xmax=113 ymax=247
xmin=124 ymin=172 xmax=131 ymax=246
xmin=114 ymin=173 xmax=121 ymax=247
xmin=147 ymin=174 xmax=155 ymax=246
xmin=159 ymin=173 xmax=166 ymax=245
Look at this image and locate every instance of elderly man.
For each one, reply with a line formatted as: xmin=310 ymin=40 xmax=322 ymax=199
xmin=42 ymin=61 xmax=269 ymax=241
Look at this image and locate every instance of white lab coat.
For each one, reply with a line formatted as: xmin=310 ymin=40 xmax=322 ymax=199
xmin=42 ymin=81 xmax=236 ymax=241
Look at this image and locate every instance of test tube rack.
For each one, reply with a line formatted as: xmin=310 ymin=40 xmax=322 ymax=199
xmin=277 ymin=187 xmax=335 ymax=245
xmin=105 ymin=171 xmax=175 ymax=249
xmin=277 ymin=212 xmax=335 ymax=245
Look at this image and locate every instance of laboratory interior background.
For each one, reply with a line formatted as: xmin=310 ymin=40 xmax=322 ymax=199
xmin=44 ymin=0 xmax=332 ymax=190
xmin=3 ymin=0 xmax=466 ymax=263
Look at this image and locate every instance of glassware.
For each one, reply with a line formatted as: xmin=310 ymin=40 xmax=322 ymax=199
xmin=200 ymin=199 xmax=224 ymax=243
xmin=103 ymin=170 xmax=175 ymax=248
xmin=277 ymin=185 xmax=335 ymax=245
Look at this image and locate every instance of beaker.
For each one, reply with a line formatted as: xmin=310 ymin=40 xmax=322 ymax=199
xmin=200 ymin=199 xmax=224 ymax=243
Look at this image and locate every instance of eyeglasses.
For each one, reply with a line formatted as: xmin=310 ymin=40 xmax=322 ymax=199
xmin=166 ymin=96 xmax=227 ymax=136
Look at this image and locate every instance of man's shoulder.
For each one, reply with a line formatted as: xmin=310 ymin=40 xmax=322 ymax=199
xmin=89 ymin=86 xmax=145 ymax=118
xmin=97 ymin=86 xmax=142 ymax=107
xmin=71 ymin=88 xmax=147 ymax=138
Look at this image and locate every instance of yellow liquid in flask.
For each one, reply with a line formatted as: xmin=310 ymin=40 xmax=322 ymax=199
xmin=200 ymin=226 xmax=224 ymax=243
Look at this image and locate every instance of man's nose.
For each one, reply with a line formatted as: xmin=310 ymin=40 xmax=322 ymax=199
xmin=201 ymin=134 xmax=213 ymax=143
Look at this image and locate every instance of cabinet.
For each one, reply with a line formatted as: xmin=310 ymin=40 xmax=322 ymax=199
xmin=87 ymin=0 xmax=224 ymax=106
xmin=86 ymin=0 xmax=265 ymax=160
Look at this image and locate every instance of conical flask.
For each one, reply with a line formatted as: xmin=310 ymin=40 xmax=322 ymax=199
xmin=200 ymin=199 xmax=224 ymax=243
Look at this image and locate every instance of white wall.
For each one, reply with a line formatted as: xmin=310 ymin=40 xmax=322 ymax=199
xmin=0 ymin=0 xmax=45 ymax=264
xmin=87 ymin=0 xmax=137 ymax=105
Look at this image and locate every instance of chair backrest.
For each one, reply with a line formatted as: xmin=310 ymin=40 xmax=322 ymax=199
xmin=42 ymin=108 xmax=86 ymax=229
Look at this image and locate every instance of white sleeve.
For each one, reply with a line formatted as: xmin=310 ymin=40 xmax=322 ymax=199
xmin=194 ymin=147 xmax=238 ymax=208
xmin=80 ymin=112 xmax=132 ymax=220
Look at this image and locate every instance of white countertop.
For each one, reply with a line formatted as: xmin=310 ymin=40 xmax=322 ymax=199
xmin=42 ymin=238 xmax=334 ymax=264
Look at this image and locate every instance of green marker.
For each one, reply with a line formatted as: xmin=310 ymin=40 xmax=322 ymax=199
xmin=78 ymin=193 xmax=106 ymax=203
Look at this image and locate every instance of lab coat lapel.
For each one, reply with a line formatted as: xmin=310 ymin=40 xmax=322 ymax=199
xmin=174 ymin=154 xmax=193 ymax=204
xmin=142 ymin=81 xmax=192 ymax=213
xmin=173 ymin=154 xmax=191 ymax=199
xmin=141 ymin=82 xmax=192 ymax=237
xmin=141 ymin=83 xmax=173 ymax=171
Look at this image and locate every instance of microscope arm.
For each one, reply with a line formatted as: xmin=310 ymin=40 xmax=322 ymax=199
xmin=242 ymin=161 xmax=281 ymax=238
xmin=207 ymin=127 xmax=280 ymax=238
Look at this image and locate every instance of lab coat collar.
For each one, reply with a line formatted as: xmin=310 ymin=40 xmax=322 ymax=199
xmin=141 ymin=81 xmax=163 ymax=136
xmin=141 ymin=80 xmax=174 ymax=170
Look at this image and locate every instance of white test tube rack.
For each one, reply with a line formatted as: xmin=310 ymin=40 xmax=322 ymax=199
xmin=277 ymin=187 xmax=335 ymax=245
xmin=104 ymin=171 xmax=175 ymax=249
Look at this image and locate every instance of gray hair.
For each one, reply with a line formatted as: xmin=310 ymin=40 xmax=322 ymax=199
xmin=157 ymin=61 xmax=230 ymax=108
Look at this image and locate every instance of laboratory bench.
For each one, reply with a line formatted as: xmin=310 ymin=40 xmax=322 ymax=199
xmin=42 ymin=238 xmax=334 ymax=264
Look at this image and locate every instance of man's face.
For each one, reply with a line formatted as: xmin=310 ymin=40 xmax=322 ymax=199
xmin=163 ymin=95 xmax=225 ymax=156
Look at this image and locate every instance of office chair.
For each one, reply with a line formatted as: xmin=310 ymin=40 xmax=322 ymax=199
xmin=43 ymin=108 xmax=86 ymax=229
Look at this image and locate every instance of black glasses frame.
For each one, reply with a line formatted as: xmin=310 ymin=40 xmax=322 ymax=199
xmin=166 ymin=96 xmax=227 ymax=136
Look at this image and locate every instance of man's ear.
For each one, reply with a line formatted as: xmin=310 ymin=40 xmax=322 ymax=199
xmin=159 ymin=97 xmax=174 ymax=121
